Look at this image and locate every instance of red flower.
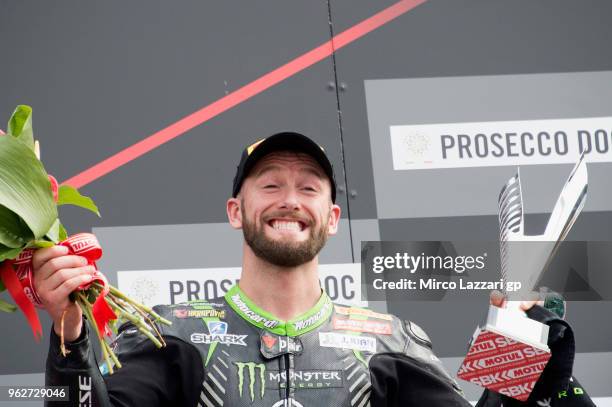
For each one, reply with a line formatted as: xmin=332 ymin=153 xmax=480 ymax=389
xmin=48 ymin=175 xmax=59 ymax=203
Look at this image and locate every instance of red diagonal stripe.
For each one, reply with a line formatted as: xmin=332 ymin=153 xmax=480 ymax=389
xmin=63 ymin=0 xmax=427 ymax=188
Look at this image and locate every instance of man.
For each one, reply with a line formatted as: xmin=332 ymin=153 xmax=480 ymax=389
xmin=37 ymin=132 xmax=594 ymax=406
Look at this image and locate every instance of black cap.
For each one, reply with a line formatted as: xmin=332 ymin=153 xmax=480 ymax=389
xmin=232 ymin=132 xmax=336 ymax=203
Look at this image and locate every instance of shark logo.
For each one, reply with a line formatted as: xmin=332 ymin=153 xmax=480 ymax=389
xmin=235 ymin=362 xmax=266 ymax=402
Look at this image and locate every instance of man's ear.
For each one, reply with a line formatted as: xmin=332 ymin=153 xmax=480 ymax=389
xmin=227 ymin=197 xmax=243 ymax=229
xmin=326 ymin=204 xmax=341 ymax=236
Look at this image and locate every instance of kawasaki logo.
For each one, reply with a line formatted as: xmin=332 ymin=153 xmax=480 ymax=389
xmin=231 ymin=294 xmax=280 ymax=328
xmin=235 ymin=362 xmax=266 ymax=402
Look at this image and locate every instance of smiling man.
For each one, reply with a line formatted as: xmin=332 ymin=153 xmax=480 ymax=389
xmin=40 ymin=132 xmax=594 ymax=406
xmin=225 ymin=133 xmax=341 ymax=325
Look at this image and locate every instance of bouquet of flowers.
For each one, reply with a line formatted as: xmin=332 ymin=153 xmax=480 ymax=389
xmin=0 ymin=105 xmax=170 ymax=374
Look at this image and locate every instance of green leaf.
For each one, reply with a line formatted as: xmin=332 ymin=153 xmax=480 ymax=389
xmin=0 ymin=136 xmax=58 ymax=239
xmin=7 ymin=105 xmax=35 ymax=150
xmin=0 ymin=246 xmax=24 ymax=262
xmin=0 ymin=299 xmax=17 ymax=313
xmin=31 ymin=240 xmax=54 ymax=248
xmin=59 ymin=222 xmax=67 ymax=241
xmin=57 ymin=185 xmax=100 ymax=217
xmin=0 ymin=278 xmax=4 ymax=291
xmin=0 ymin=205 xmax=32 ymax=248
xmin=45 ymin=218 xmax=61 ymax=243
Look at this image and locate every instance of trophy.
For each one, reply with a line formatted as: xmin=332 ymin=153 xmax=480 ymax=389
xmin=457 ymin=154 xmax=588 ymax=401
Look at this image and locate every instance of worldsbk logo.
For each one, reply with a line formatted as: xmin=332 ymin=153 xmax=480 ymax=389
xmin=468 ymin=364 xmax=545 ymax=387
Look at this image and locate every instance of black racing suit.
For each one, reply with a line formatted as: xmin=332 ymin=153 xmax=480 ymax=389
xmin=46 ymin=284 xmax=595 ymax=406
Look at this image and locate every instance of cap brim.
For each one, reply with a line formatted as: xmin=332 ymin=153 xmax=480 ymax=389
xmin=235 ymin=132 xmax=336 ymax=202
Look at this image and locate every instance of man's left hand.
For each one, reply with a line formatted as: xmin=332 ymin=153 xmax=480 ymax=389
xmin=489 ymin=290 xmax=543 ymax=311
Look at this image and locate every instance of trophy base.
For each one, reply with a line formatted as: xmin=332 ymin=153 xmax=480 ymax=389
xmin=457 ymin=306 xmax=551 ymax=402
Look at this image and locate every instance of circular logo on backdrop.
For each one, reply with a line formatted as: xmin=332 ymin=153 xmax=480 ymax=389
xmin=129 ymin=277 xmax=159 ymax=305
xmin=402 ymin=132 xmax=430 ymax=163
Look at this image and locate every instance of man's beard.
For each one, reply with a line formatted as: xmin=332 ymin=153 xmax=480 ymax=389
xmin=241 ymin=205 xmax=330 ymax=267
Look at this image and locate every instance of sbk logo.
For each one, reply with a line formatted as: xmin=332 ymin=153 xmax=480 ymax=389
xmin=500 ymin=382 xmax=533 ymax=398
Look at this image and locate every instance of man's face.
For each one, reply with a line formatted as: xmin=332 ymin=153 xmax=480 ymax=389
xmin=230 ymin=151 xmax=340 ymax=267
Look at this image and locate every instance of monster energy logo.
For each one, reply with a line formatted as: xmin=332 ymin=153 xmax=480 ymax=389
xmin=235 ymin=362 xmax=266 ymax=402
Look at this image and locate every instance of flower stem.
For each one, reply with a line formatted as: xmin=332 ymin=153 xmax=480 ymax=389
xmin=105 ymin=297 xmax=164 ymax=348
xmin=77 ymin=294 xmax=113 ymax=375
xmin=104 ymin=285 xmax=171 ymax=326
xmin=59 ymin=309 xmax=70 ymax=357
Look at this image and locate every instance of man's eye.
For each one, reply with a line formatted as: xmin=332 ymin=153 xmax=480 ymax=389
xmin=264 ymin=184 xmax=278 ymax=189
xmin=302 ymin=186 xmax=317 ymax=192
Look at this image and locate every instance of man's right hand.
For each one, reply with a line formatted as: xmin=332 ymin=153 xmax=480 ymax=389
xmin=32 ymin=245 xmax=96 ymax=342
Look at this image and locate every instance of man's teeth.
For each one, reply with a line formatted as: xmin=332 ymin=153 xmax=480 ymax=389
xmin=272 ymin=220 xmax=302 ymax=231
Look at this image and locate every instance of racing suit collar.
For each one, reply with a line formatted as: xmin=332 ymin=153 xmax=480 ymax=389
xmin=225 ymin=284 xmax=333 ymax=337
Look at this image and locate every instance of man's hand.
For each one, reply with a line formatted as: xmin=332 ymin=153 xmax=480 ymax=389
xmin=489 ymin=290 xmax=543 ymax=311
xmin=32 ymin=246 xmax=96 ymax=342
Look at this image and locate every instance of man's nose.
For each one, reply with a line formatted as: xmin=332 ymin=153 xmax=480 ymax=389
xmin=278 ymin=187 xmax=300 ymax=210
